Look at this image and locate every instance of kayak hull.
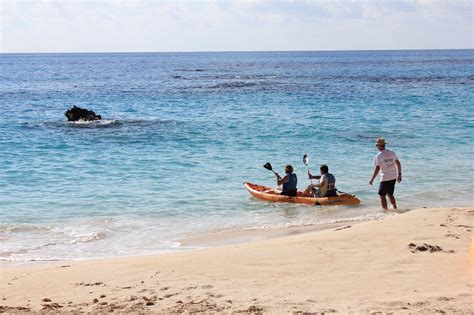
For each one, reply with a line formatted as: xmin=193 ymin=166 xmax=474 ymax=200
xmin=244 ymin=182 xmax=361 ymax=206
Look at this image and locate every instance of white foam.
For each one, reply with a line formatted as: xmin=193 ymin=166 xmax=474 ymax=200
xmin=0 ymin=215 xmax=191 ymax=262
xmin=67 ymin=119 xmax=117 ymax=126
xmin=0 ymin=224 xmax=52 ymax=233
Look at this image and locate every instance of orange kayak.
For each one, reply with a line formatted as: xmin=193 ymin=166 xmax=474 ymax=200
xmin=244 ymin=182 xmax=361 ymax=206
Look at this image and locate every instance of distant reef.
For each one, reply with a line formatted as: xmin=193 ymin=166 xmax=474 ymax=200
xmin=65 ymin=106 xmax=102 ymax=122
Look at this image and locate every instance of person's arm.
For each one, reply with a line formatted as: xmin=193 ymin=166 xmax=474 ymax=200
xmin=319 ymin=175 xmax=328 ymax=189
xmin=307 ymin=172 xmax=321 ymax=180
xmin=369 ymin=166 xmax=380 ymax=185
xmin=396 ymin=159 xmax=402 ymax=183
xmin=276 ymin=174 xmax=289 ymax=186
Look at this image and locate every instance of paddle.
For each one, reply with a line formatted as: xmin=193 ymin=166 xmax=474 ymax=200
xmin=263 ymin=162 xmax=281 ymax=179
xmin=303 ymin=154 xmax=313 ymax=186
xmin=303 ymin=154 xmax=321 ymax=206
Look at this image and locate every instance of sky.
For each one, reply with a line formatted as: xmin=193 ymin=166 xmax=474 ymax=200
xmin=1 ymin=0 xmax=472 ymax=53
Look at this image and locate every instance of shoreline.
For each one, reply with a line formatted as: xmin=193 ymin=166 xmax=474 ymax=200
xmin=1 ymin=206 xmax=472 ymax=313
xmin=179 ymin=219 xmax=366 ymax=248
xmin=1 ymin=216 xmax=369 ymax=268
xmin=5 ymin=192 xmax=472 ymax=266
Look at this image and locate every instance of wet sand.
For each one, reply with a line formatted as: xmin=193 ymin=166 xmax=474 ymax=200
xmin=179 ymin=221 xmax=357 ymax=247
xmin=1 ymin=207 xmax=472 ymax=313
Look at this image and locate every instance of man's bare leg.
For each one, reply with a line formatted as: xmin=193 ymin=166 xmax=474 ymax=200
xmin=387 ymin=194 xmax=397 ymax=209
xmin=303 ymin=185 xmax=316 ymax=197
xmin=379 ymin=195 xmax=388 ymax=210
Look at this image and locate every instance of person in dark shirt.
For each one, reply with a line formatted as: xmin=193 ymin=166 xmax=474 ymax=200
xmin=275 ymin=164 xmax=298 ymax=197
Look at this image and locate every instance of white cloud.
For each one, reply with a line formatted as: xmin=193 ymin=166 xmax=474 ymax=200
xmin=0 ymin=0 xmax=472 ymax=52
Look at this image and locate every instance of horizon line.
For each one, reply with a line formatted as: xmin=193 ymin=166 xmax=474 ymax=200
xmin=1 ymin=48 xmax=473 ymax=55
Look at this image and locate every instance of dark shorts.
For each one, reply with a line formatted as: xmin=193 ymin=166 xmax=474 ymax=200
xmin=281 ymin=189 xmax=297 ymax=197
xmin=378 ymin=179 xmax=396 ymax=196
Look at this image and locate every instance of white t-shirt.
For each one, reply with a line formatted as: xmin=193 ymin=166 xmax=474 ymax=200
xmin=373 ymin=149 xmax=399 ymax=182
xmin=318 ymin=174 xmax=329 ymax=197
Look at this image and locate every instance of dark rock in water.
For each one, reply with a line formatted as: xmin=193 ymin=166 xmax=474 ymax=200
xmin=65 ymin=106 xmax=102 ymax=122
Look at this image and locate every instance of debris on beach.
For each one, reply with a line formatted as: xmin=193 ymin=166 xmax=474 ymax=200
xmin=407 ymin=243 xmax=455 ymax=254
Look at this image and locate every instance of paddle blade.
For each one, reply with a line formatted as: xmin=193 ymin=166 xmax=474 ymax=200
xmin=303 ymin=154 xmax=309 ymax=165
xmin=263 ymin=162 xmax=273 ymax=171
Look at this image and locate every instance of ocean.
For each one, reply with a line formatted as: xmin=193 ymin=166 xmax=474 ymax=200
xmin=1 ymin=50 xmax=473 ymax=262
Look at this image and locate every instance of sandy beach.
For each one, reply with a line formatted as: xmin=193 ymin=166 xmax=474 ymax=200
xmin=1 ymin=207 xmax=472 ymax=314
xmin=3 ymin=1 xmax=472 ymax=313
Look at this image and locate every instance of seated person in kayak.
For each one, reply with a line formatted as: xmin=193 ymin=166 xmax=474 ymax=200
xmin=303 ymin=164 xmax=336 ymax=197
xmin=266 ymin=164 xmax=298 ymax=197
xmin=277 ymin=164 xmax=298 ymax=196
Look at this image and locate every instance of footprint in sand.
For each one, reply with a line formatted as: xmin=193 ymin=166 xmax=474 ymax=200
xmin=0 ymin=306 xmax=31 ymax=312
xmin=42 ymin=303 xmax=63 ymax=310
xmin=183 ymin=285 xmax=198 ymax=291
xmin=454 ymin=224 xmax=472 ymax=228
xmin=76 ymin=282 xmax=105 ymax=287
xmin=245 ymin=305 xmax=264 ymax=313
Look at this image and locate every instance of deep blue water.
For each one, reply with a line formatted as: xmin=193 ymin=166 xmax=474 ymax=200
xmin=1 ymin=50 xmax=473 ymax=262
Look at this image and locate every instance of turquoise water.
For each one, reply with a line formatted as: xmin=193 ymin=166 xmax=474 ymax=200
xmin=1 ymin=50 xmax=473 ymax=262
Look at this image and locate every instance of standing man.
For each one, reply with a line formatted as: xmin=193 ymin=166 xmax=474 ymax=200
xmin=369 ymin=137 xmax=402 ymax=209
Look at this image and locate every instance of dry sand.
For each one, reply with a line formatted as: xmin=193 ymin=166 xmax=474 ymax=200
xmin=1 ymin=207 xmax=472 ymax=314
